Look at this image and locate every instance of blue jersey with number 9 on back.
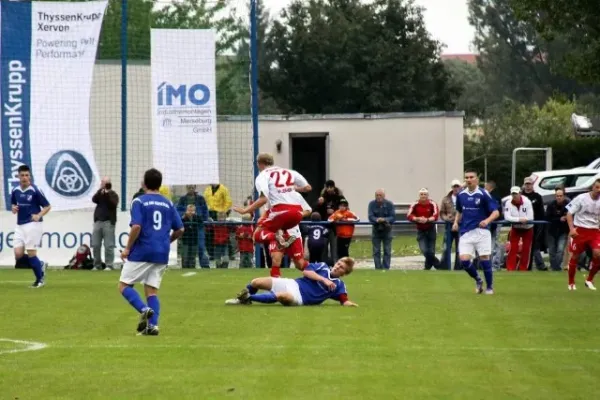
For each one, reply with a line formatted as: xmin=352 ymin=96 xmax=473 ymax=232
xmin=128 ymin=194 xmax=183 ymax=264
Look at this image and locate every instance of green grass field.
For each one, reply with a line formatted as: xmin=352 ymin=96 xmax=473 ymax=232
xmin=1 ymin=268 xmax=597 ymax=400
xmin=350 ymin=234 xmax=443 ymax=259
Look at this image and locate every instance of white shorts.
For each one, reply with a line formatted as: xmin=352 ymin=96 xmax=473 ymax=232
xmin=459 ymin=228 xmax=492 ymax=257
xmin=13 ymin=222 xmax=43 ymax=251
xmin=119 ymin=261 xmax=167 ymax=289
xmin=270 ymin=278 xmax=303 ymax=306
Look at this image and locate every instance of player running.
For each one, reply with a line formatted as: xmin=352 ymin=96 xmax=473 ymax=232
xmin=233 ymin=153 xmax=311 ymax=251
xmin=565 ymin=178 xmax=600 ymax=291
xmin=119 ymin=169 xmax=184 ymax=336
xmin=225 ymin=257 xmax=358 ymax=307
xmin=11 ymin=165 xmax=51 ymax=288
xmin=452 ymin=169 xmax=500 ymax=294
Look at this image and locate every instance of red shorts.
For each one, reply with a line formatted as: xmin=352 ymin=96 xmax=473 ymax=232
xmin=568 ymin=227 xmax=600 ymax=255
xmin=258 ymin=204 xmax=303 ymax=232
xmin=268 ymin=237 xmax=304 ymax=261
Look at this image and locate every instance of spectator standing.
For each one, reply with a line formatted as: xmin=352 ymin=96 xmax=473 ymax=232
xmin=305 ymin=212 xmax=329 ymax=263
xmin=545 ymin=188 xmax=571 ymax=271
xmin=236 ymin=214 xmax=254 ymax=268
xmin=504 ymin=187 xmax=534 ymax=271
xmin=315 ymin=180 xmax=344 ymax=262
xmin=181 ymin=205 xmax=203 ymax=269
xmin=328 ymin=198 xmax=359 ymax=259
xmin=177 ymin=185 xmax=210 ymax=268
xmin=521 ymin=176 xmax=548 ymax=271
xmin=91 ymin=177 xmax=119 ymax=271
xmin=204 ymin=183 xmax=233 ymax=260
xmin=485 ymin=180 xmax=504 ymax=270
xmin=439 ymin=179 xmax=461 ymax=270
xmin=407 ymin=188 xmax=441 ymax=270
xmin=212 ymin=212 xmax=230 ymax=268
xmin=368 ymin=189 xmax=396 ymax=270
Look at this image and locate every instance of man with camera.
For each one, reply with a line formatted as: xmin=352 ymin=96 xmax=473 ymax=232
xmin=92 ymin=177 xmax=119 ymax=270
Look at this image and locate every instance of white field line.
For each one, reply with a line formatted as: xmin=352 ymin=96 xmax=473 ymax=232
xmin=0 ymin=338 xmax=47 ymax=355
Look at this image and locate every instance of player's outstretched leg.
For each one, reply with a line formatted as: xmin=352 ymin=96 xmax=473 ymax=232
xmin=253 ymin=228 xmax=276 ymax=245
xmin=28 ymin=254 xmax=45 ymax=288
xmin=226 ymin=277 xmax=275 ymax=305
xmin=585 ymin=257 xmax=600 ymax=291
xmin=460 ymin=258 xmax=483 ymax=294
xmin=119 ymin=283 xmax=154 ymax=332
xmin=480 ymin=259 xmax=494 ymax=294
xmin=567 ymin=253 xmax=579 ymax=290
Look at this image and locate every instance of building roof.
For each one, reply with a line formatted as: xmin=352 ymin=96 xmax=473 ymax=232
xmin=441 ymin=54 xmax=477 ymax=64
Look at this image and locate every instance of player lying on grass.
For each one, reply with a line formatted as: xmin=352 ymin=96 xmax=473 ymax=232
xmin=225 ymin=257 xmax=358 ymax=307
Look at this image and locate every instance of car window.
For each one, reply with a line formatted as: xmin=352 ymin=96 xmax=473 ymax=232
xmin=539 ymin=176 xmax=567 ymax=190
xmin=572 ymin=174 xmax=598 ymax=187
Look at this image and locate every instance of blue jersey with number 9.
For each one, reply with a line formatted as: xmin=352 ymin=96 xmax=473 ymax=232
xmin=128 ymin=193 xmax=183 ymax=264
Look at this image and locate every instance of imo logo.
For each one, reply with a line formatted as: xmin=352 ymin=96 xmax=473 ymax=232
xmin=45 ymin=150 xmax=94 ymax=197
xmin=157 ymin=82 xmax=210 ymax=106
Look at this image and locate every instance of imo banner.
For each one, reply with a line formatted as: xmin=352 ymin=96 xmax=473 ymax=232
xmin=151 ymin=29 xmax=219 ymax=185
xmin=1 ymin=0 xmax=106 ymax=211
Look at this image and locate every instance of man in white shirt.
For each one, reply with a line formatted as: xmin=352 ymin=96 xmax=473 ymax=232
xmin=504 ymin=186 xmax=534 ymax=271
xmin=565 ymin=178 xmax=600 ymax=291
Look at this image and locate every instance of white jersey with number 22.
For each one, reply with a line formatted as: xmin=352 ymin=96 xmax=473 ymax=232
xmin=255 ymin=166 xmax=309 ymax=207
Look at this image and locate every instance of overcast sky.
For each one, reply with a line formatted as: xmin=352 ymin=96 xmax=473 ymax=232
xmin=260 ymin=0 xmax=474 ymax=54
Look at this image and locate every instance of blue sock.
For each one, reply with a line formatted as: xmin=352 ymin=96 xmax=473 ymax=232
xmin=481 ymin=260 xmax=493 ymax=289
xmin=246 ymin=283 xmax=258 ymax=295
xmin=121 ymin=286 xmax=147 ymax=313
xmin=147 ymin=295 xmax=160 ymax=326
xmin=29 ymin=256 xmax=43 ymax=282
xmin=249 ymin=292 xmax=277 ymax=304
xmin=461 ymin=259 xmax=481 ymax=282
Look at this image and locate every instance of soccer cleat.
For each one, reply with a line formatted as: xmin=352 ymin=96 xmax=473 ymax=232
xmin=568 ymin=284 xmax=577 ymax=291
xmin=236 ymin=288 xmax=252 ymax=304
xmin=585 ymin=280 xmax=597 ymax=291
xmin=485 ymin=288 xmax=494 ymax=295
xmin=139 ymin=325 xmax=159 ymax=336
xmin=30 ymin=281 xmax=45 ymax=289
xmin=42 ymin=262 xmax=48 ymax=273
xmin=136 ymin=308 xmax=155 ymax=333
xmin=225 ymin=298 xmax=243 ymax=305
xmin=475 ymin=280 xmax=484 ymax=294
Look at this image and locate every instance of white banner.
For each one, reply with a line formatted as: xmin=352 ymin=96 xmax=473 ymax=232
xmin=0 ymin=211 xmax=178 ymax=268
xmin=1 ymin=1 xmax=106 ymax=211
xmin=151 ymin=29 xmax=219 ymax=185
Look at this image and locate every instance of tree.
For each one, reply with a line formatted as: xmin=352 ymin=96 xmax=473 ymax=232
xmin=510 ymin=0 xmax=600 ymax=85
xmin=260 ymin=0 xmax=459 ymax=114
xmin=443 ymin=59 xmax=489 ymax=123
xmin=468 ymin=0 xmax=599 ymax=107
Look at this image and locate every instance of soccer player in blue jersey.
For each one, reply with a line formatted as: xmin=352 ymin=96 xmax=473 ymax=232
xmin=452 ymin=169 xmax=500 ymax=294
xmin=225 ymin=257 xmax=358 ymax=307
xmin=118 ymin=168 xmax=184 ymax=336
xmin=11 ymin=165 xmax=51 ymax=288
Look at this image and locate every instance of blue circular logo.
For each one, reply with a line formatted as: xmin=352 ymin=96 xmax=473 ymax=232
xmin=45 ymin=150 xmax=94 ymax=197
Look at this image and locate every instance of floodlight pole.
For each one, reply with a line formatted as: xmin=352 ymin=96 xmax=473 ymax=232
xmin=511 ymin=147 xmax=553 ymax=187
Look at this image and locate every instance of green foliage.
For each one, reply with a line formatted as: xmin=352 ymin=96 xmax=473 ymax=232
xmin=468 ymin=0 xmax=600 ymax=107
xmin=510 ymin=0 xmax=600 ymax=85
xmin=260 ymin=0 xmax=459 ymax=114
xmin=443 ymin=59 xmax=489 ymax=123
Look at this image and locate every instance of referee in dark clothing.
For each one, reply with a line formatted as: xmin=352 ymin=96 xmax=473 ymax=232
xmin=92 ymin=177 xmax=119 ymax=270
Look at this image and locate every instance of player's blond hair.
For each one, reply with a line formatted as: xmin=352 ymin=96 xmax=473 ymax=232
xmin=256 ymin=153 xmax=274 ymax=166
xmin=338 ymin=257 xmax=355 ymax=274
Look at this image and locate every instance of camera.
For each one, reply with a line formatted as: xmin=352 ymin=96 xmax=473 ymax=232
xmin=104 ymin=182 xmax=112 ymax=190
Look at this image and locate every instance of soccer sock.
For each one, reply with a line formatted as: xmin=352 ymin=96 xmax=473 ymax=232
xmin=18 ymin=254 xmax=29 ymax=268
xmin=147 ymin=295 xmax=160 ymax=326
xmin=246 ymin=283 xmax=258 ymax=295
xmin=587 ymin=260 xmax=600 ymax=282
xmin=29 ymin=256 xmax=43 ymax=282
xmin=121 ymin=286 xmax=147 ymax=313
xmin=249 ymin=292 xmax=277 ymax=304
xmin=270 ymin=266 xmax=281 ymax=278
xmin=253 ymin=229 xmax=275 ymax=244
xmin=568 ymin=257 xmax=578 ymax=285
xmin=481 ymin=260 xmax=493 ymax=289
xmin=461 ymin=259 xmax=481 ymax=282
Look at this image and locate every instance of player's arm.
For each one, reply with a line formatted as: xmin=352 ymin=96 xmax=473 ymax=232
xmin=170 ymin=207 xmax=185 ymax=243
xmin=302 ymin=265 xmax=335 ymax=289
xmin=333 ymin=284 xmax=358 ymax=307
xmin=483 ymin=192 xmax=500 ymax=224
xmin=292 ymin=171 xmax=311 ymax=193
xmin=122 ymin=200 xmax=142 ymax=258
xmin=565 ymin=198 xmax=581 ymax=235
xmin=452 ymin=196 xmax=463 ymax=230
xmin=10 ymin=190 xmax=18 ymax=214
xmin=234 ymin=194 xmax=268 ymax=215
xmin=34 ymin=189 xmax=51 ymax=220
